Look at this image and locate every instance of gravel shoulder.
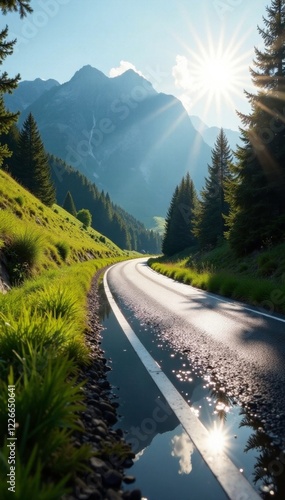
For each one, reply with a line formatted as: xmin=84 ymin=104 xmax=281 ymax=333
xmin=64 ymin=270 xmax=142 ymax=500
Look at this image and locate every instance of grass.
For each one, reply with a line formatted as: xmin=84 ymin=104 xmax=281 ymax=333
xmin=0 ymin=170 xmax=134 ymax=496
xmin=0 ymin=256 xmax=126 ymax=496
xmin=148 ymin=241 xmax=285 ymax=314
xmin=0 ymin=353 xmax=90 ymax=500
xmin=4 ymin=230 xmax=44 ymax=284
xmin=54 ymin=240 xmax=70 ymax=261
xmin=0 ymin=170 xmax=124 ymax=275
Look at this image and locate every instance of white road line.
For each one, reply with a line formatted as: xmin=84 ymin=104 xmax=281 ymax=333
xmin=142 ymin=260 xmax=285 ymax=324
xmin=104 ymin=266 xmax=261 ymax=500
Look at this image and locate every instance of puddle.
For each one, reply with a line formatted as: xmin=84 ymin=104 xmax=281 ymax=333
xmin=99 ymin=285 xmax=285 ymax=499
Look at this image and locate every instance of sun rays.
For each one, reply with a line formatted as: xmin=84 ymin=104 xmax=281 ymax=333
xmin=172 ymin=20 xmax=255 ymax=124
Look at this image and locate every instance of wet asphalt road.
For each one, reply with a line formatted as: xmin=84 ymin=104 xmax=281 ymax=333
xmin=106 ymin=257 xmax=285 ymax=440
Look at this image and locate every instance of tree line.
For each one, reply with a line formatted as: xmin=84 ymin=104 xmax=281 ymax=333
xmin=0 ymin=111 xmax=161 ymax=252
xmin=49 ymin=155 xmax=161 ymax=253
xmin=0 ymin=1 xmax=161 ymax=253
xmin=163 ymin=0 xmax=285 ymax=257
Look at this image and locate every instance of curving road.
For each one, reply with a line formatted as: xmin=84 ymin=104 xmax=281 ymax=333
xmin=106 ymin=257 xmax=285 ymax=438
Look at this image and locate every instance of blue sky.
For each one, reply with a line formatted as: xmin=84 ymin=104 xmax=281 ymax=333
xmin=3 ymin=0 xmax=270 ymax=129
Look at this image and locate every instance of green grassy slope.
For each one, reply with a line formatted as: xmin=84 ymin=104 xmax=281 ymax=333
xmin=0 ymin=170 xmax=125 ymax=273
xmin=0 ymin=170 xmax=131 ymax=498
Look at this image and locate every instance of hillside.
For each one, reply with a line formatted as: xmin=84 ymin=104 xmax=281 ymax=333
xmin=49 ymin=155 xmax=161 ymax=253
xmin=7 ymin=66 xmax=212 ymax=225
xmin=0 ymin=169 xmax=126 ymax=290
xmin=0 ymin=170 xmax=137 ymax=497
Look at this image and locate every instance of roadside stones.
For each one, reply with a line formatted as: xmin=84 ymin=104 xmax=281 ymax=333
xmin=90 ymin=457 xmax=108 ymax=472
xmin=123 ymin=476 xmax=136 ymax=484
xmin=102 ymin=470 xmax=123 ymax=488
xmin=64 ymin=272 xmax=142 ymax=500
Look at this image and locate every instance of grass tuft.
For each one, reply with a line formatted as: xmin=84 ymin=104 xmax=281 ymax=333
xmin=4 ymin=230 xmax=43 ymax=284
xmin=55 ymin=241 xmax=70 ymax=261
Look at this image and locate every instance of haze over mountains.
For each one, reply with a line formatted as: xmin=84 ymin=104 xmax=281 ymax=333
xmin=190 ymin=115 xmax=240 ymax=151
xmin=5 ymin=66 xmax=224 ymax=226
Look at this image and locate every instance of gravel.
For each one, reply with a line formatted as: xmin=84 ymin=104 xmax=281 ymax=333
xmin=63 ymin=271 xmax=142 ymax=500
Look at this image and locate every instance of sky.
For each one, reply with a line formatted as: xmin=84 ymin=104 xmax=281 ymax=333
xmin=2 ymin=0 xmax=270 ymax=130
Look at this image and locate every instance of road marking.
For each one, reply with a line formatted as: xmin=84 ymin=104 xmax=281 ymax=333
xmin=104 ymin=266 xmax=261 ymax=500
xmin=139 ymin=259 xmax=285 ymax=325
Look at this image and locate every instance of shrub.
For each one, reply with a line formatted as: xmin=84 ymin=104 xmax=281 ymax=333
xmin=4 ymin=230 xmax=43 ymax=283
xmin=55 ymin=241 xmax=70 ymax=261
xmin=219 ymin=275 xmax=238 ymax=296
xmin=257 ymin=254 xmax=277 ymax=276
xmin=6 ymin=231 xmax=42 ymax=268
xmin=77 ymin=209 xmax=92 ymax=228
xmin=14 ymin=195 xmax=25 ymax=207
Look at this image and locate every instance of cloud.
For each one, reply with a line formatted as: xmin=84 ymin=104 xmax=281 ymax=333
xmin=109 ymin=60 xmax=144 ymax=78
xmin=171 ymin=432 xmax=194 ymax=475
xmin=172 ymin=55 xmax=195 ymax=113
xmin=172 ymin=55 xmax=193 ymax=91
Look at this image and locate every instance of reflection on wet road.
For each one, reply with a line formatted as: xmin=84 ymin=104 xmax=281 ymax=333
xmin=100 ymin=308 xmax=228 ymax=500
xmin=99 ymin=258 xmax=285 ymax=499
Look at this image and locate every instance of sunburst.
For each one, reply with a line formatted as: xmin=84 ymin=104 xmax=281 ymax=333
xmin=174 ymin=21 xmax=255 ymax=123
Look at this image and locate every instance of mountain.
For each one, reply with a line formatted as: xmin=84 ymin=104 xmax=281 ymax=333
xmin=49 ymin=155 xmax=161 ymax=253
xmin=4 ymin=78 xmax=60 ymax=113
xmin=8 ymin=66 xmax=212 ymax=226
xmin=190 ymin=115 xmax=241 ymax=152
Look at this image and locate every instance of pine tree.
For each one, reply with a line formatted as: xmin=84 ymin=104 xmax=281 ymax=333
xmin=0 ymin=26 xmax=20 ymax=166
xmin=11 ymin=113 xmax=55 ymax=206
xmin=227 ymin=0 xmax=285 ymax=254
xmin=49 ymin=155 xmax=162 ymax=253
xmin=0 ymin=123 xmax=19 ymax=170
xmin=162 ymin=173 xmax=197 ymax=256
xmin=194 ymin=129 xmax=232 ymax=249
xmin=63 ymin=191 xmax=77 ymax=217
xmin=0 ymin=2 xmax=33 ymax=166
xmin=162 ymin=186 xmax=179 ymax=256
xmin=0 ymin=1 xmax=32 ymax=17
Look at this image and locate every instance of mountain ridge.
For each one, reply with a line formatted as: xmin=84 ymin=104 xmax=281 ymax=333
xmin=189 ymin=114 xmax=241 ymax=151
xmin=6 ymin=66 xmax=213 ymax=225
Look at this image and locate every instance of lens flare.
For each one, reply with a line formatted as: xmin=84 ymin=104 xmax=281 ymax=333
xmin=207 ymin=422 xmax=228 ymax=454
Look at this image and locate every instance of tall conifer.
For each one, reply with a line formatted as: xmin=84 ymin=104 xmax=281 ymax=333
xmin=0 ymin=26 xmax=20 ymax=166
xmin=162 ymin=173 xmax=197 ymax=256
xmin=227 ymin=0 xmax=285 ymax=254
xmin=0 ymin=1 xmax=32 ymax=17
xmin=12 ymin=113 xmax=55 ymax=206
xmin=63 ymin=191 xmax=77 ymax=217
xmin=194 ymin=129 xmax=232 ymax=248
xmin=0 ymin=3 xmax=33 ymax=165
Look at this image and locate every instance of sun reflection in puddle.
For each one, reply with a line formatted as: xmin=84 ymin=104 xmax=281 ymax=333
xmin=207 ymin=422 xmax=229 ymax=454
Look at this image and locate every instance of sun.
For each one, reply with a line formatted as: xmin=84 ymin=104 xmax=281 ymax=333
xmin=198 ymin=56 xmax=235 ymax=95
xmin=189 ymin=41 xmax=248 ymax=109
xmin=174 ymin=23 xmax=254 ymax=123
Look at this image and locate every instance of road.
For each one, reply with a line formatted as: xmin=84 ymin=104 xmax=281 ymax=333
xmin=106 ymin=257 xmax=285 ymax=439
